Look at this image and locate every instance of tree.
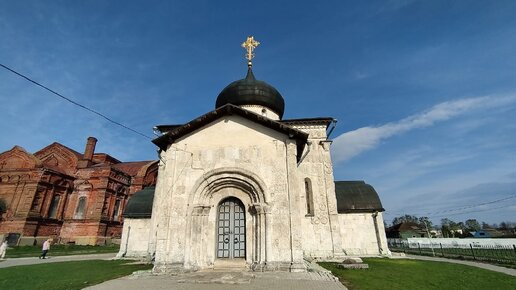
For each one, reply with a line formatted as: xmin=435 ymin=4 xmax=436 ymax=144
xmin=465 ymin=219 xmax=481 ymax=231
xmin=391 ymin=215 xmax=434 ymax=234
xmin=499 ymin=221 xmax=516 ymax=230
xmin=392 ymin=214 xmax=419 ymax=226
xmin=418 ymin=216 xmax=433 ymax=230
xmin=440 ymin=218 xmax=462 ymax=238
xmin=481 ymin=222 xmax=492 ymax=229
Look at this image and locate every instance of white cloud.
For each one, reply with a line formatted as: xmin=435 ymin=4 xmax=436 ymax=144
xmin=332 ymin=95 xmax=516 ymax=163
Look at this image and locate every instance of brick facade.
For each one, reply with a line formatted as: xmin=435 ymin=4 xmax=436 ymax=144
xmin=0 ymin=138 xmax=157 ymax=246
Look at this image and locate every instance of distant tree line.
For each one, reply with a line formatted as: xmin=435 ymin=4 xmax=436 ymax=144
xmin=389 ymin=214 xmax=515 ymax=238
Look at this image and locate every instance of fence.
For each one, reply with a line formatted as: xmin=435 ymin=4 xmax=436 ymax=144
xmin=388 ymin=239 xmax=516 ymax=266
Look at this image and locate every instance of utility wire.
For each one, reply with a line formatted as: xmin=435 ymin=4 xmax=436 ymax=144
xmin=430 ymin=203 xmax=516 ymax=218
xmin=424 ymin=195 xmax=516 ymax=215
xmin=0 ymin=63 xmax=152 ymax=139
xmin=385 ymin=194 xmax=516 ymax=218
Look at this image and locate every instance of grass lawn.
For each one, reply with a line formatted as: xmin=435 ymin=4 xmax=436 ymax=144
xmin=319 ymin=258 xmax=516 ymax=290
xmin=5 ymin=244 xmax=120 ymax=258
xmin=0 ymin=259 xmax=153 ymax=290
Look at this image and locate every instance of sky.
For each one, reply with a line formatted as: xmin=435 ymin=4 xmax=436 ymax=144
xmin=1 ymin=0 xmax=515 ymax=226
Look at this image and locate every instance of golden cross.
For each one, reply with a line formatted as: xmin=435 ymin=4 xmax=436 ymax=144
xmin=242 ymin=36 xmax=260 ymax=67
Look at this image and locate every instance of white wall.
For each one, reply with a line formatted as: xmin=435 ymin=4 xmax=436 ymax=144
xmin=338 ymin=212 xmax=389 ymax=256
xmin=117 ymin=218 xmax=152 ymax=259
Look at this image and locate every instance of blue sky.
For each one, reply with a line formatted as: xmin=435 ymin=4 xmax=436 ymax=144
xmin=1 ymin=1 xmax=515 ymax=225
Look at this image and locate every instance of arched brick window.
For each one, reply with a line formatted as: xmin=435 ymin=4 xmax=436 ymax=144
xmin=74 ymin=197 xmax=87 ymax=219
xmin=305 ymin=178 xmax=314 ymax=216
xmin=112 ymin=199 xmax=121 ymax=220
xmin=48 ymin=195 xmax=60 ymax=219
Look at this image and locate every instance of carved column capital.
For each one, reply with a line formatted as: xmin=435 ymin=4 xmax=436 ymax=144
xmin=192 ymin=205 xmax=205 ymax=216
xmin=319 ymin=140 xmax=333 ymax=151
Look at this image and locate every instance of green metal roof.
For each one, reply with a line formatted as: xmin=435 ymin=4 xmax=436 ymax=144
xmin=334 ymin=181 xmax=384 ymax=213
xmin=123 ymin=186 xmax=155 ymax=219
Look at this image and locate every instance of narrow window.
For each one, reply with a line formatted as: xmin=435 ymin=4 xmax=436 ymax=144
xmin=48 ymin=195 xmax=60 ymax=219
xmin=305 ymin=178 xmax=314 ymax=216
xmin=74 ymin=197 xmax=87 ymax=219
xmin=112 ymin=199 xmax=121 ymax=220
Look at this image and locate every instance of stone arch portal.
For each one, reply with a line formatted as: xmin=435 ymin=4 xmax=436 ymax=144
xmin=184 ymin=168 xmax=269 ymax=270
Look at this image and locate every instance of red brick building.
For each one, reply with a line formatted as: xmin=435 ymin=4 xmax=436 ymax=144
xmin=0 ymin=137 xmax=157 ymax=246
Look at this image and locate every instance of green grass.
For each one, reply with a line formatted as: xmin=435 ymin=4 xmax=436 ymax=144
xmin=319 ymin=258 xmax=516 ymax=290
xmin=5 ymin=244 xmax=120 ymax=258
xmin=390 ymin=246 xmax=516 ymax=266
xmin=0 ymin=259 xmax=153 ymax=290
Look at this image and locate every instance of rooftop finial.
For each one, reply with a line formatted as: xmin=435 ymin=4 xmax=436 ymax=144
xmin=242 ymin=36 xmax=260 ymax=68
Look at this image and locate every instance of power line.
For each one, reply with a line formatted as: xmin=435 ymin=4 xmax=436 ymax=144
xmin=385 ymin=195 xmax=516 ymax=222
xmin=0 ymin=63 xmax=152 ymax=139
xmin=388 ymin=195 xmax=516 ymax=217
xmin=431 ymin=203 xmax=516 ymax=218
xmin=394 ymin=194 xmax=516 ymax=213
xmin=424 ymin=195 xmax=516 ymax=215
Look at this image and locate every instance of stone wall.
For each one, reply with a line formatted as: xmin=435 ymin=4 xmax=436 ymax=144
xmin=117 ymin=218 xmax=152 ymax=258
xmin=292 ymin=123 xmax=344 ymax=259
xmin=338 ymin=212 xmax=389 ymax=256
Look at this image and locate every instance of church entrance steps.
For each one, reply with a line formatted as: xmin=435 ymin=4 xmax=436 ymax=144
xmin=304 ymin=259 xmax=340 ymax=282
xmin=212 ymin=258 xmax=247 ymax=271
xmin=85 ymin=270 xmax=348 ymax=289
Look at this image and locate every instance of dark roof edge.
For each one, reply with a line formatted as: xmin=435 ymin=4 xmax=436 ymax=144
xmin=154 ymin=124 xmax=183 ymax=134
xmin=338 ymin=208 xmax=386 ymax=214
xmin=153 ymin=104 xmax=309 ymax=162
xmin=122 ymin=213 xmax=152 ymax=218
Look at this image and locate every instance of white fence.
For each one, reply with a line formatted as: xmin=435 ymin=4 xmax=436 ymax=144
xmin=389 ymin=238 xmax=516 ymax=249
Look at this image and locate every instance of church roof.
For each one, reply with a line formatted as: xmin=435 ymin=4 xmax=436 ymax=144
xmin=123 ymin=186 xmax=155 ymax=218
xmin=334 ymin=181 xmax=384 ymax=213
xmin=113 ymin=161 xmax=155 ymax=177
xmin=153 ymin=104 xmax=309 ymax=162
xmin=215 ymin=67 xmax=285 ymax=119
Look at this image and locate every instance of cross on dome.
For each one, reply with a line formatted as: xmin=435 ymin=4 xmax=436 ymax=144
xmin=242 ymin=36 xmax=260 ymax=67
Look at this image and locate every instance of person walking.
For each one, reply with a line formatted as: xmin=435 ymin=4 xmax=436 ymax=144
xmin=0 ymin=240 xmax=7 ymax=259
xmin=39 ymin=239 xmax=52 ymax=259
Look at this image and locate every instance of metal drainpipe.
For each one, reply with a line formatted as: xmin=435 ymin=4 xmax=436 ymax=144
xmin=122 ymin=225 xmax=131 ymax=257
xmin=284 ymin=139 xmax=294 ymax=268
xmin=372 ymin=211 xmax=383 ymax=254
xmin=326 ymin=119 xmax=337 ymax=140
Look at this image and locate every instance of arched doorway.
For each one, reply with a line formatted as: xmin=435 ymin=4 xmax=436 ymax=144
xmin=216 ymin=197 xmax=246 ymax=259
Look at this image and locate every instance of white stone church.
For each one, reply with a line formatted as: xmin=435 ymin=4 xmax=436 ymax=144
xmin=117 ymin=37 xmax=389 ymax=273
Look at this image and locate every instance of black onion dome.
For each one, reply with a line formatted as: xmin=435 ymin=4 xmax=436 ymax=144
xmin=216 ymin=67 xmax=285 ymax=119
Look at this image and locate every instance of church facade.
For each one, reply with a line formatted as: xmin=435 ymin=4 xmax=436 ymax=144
xmin=118 ymin=37 xmax=389 ymax=272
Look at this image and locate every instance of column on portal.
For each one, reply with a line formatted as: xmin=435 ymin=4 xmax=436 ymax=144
xmin=200 ymin=206 xmax=211 ymax=267
xmin=252 ymin=204 xmax=265 ymax=265
xmin=263 ymin=205 xmax=271 ymax=265
xmin=185 ymin=205 xmax=204 ymax=269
